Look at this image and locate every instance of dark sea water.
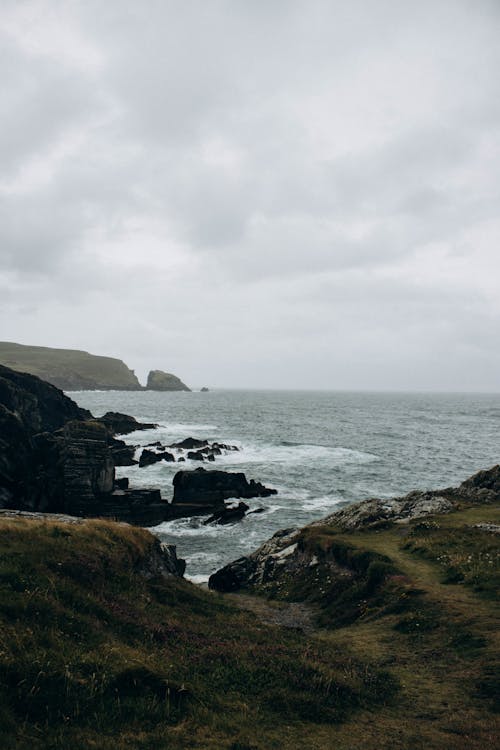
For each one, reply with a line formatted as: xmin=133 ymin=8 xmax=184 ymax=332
xmin=72 ymin=389 xmax=500 ymax=581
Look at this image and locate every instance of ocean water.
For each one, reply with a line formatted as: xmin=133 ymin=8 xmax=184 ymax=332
xmin=72 ymin=389 xmax=500 ymax=581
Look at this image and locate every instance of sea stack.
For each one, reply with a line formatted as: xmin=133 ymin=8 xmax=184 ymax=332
xmin=146 ymin=370 xmax=191 ymax=391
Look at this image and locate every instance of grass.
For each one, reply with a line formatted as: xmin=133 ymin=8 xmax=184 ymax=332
xmin=0 ymin=517 xmax=399 ymax=750
xmin=241 ymin=497 xmax=500 ymax=748
xmin=0 ymin=497 xmax=498 ymax=748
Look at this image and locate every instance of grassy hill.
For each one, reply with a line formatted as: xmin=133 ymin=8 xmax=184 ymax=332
xmin=0 ymin=497 xmax=498 ymax=749
xmin=0 ymin=342 xmax=142 ymax=390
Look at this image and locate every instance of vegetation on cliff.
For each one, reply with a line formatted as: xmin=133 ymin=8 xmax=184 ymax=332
xmin=0 ymin=342 xmax=142 ymax=391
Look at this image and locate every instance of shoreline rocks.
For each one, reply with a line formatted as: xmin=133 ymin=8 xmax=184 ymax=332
xmin=208 ymin=464 xmax=500 ymax=592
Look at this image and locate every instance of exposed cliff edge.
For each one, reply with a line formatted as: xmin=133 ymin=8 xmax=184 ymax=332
xmin=0 ymin=341 xmax=142 ymax=391
xmin=0 ymin=342 xmax=191 ymax=392
xmin=146 ymin=369 xmax=191 ymax=391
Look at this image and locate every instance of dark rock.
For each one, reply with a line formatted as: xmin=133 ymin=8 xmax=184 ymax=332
xmin=208 ymin=528 xmax=300 ymax=592
xmin=146 ymin=370 xmax=191 ymax=392
xmin=109 ymin=437 xmax=137 ymax=466
xmin=0 ymin=364 xmax=90 ymax=433
xmin=139 ymin=449 xmax=175 ymax=467
xmin=98 ymin=411 xmax=157 ymax=435
xmin=459 ymin=464 xmax=500 ymax=501
xmin=114 ymin=477 xmax=129 ymax=490
xmin=137 ymin=540 xmax=186 ymax=577
xmin=187 ymin=450 xmax=205 ymax=461
xmin=172 ymin=468 xmax=277 ymax=507
xmin=206 ymin=453 xmax=215 ymax=462
xmin=177 ymin=457 xmax=185 ymax=462
xmin=200 ymin=387 xmax=209 ymax=392
xmin=208 ymin=556 xmax=258 ymax=592
xmin=204 ymin=501 xmax=249 ymax=525
xmin=248 ymin=507 xmax=266 ymax=515
xmin=170 ymin=437 xmax=208 ymax=450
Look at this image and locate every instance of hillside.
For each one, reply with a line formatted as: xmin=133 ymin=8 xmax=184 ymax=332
xmin=0 ymin=342 xmax=142 ymax=391
xmin=0 ymin=488 xmax=498 ymax=748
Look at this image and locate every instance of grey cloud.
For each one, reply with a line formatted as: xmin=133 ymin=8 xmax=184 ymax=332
xmin=0 ymin=0 xmax=499 ymax=389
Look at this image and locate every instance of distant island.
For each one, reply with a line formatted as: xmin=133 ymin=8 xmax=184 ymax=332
xmin=0 ymin=342 xmax=191 ymax=391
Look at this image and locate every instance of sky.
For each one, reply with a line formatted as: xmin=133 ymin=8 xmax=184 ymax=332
xmin=1 ymin=0 xmax=499 ymax=391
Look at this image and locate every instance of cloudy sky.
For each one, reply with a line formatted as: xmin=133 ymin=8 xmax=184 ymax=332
xmin=1 ymin=0 xmax=499 ymax=390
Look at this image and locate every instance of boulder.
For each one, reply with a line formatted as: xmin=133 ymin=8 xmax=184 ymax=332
xmin=187 ymin=450 xmax=205 ymax=461
xmin=203 ymin=501 xmax=249 ymax=525
xmin=147 ymin=370 xmax=191 ymax=392
xmin=172 ymin=468 xmax=277 ymax=507
xmin=170 ymin=437 xmax=208 ymax=450
xmin=139 ymin=449 xmax=175 ymax=467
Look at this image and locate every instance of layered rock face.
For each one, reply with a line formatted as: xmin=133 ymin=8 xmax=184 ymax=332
xmin=147 ymin=370 xmax=191 ymax=391
xmin=0 ymin=365 xmax=170 ymax=525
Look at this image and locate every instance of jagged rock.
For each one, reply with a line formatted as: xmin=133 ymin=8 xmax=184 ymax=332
xmin=108 ymin=437 xmax=137 ymax=466
xmin=208 ymin=528 xmax=299 ymax=592
xmin=137 ymin=540 xmax=186 ymax=578
xmin=139 ymin=449 xmax=175 ymax=467
xmin=98 ymin=411 xmax=157 ymax=435
xmin=187 ymin=450 xmax=205 ymax=461
xmin=208 ymin=556 xmax=258 ymax=592
xmin=203 ymin=501 xmax=249 ymax=525
xmin=170 ymin=437 xmax=208 ymax=450
xmin=319 ymin=491 xmax=455 ymax=531
xmin=114 ymin=477 xmax=129 ymax=490
xmin=147 ymin=370 xmax=191 ymax=392
xmin=200 ymin=387 xmax=209 ymax=392
xmin=458 ymin=464 xmax=500 ymax=502
xmin=172 ymin=468 xmax=277 ymax=507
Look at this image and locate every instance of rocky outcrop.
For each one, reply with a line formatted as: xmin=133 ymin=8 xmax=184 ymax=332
xmin=0 ymin=342 xmax=142 ymax=391
xmin=208 ymin=464 xmax=500 ymax=592
xmin=0 ymin=364 xmax=172 ymax=526
xmin=172 ymin=468 xmax=277 ymax=507
xmin=147 ymin=370 xmax=191 ymax=392
xmin=139 ymin=448 xmax=175 ymax=467
xmin=97 ymin=411 xmax=157 ymax=435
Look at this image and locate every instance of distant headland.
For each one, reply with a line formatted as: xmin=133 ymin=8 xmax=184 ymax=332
xmin=0 ymin=341 xmax=191 ymax=392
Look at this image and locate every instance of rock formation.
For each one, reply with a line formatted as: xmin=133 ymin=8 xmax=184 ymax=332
xmin=172 ymin=468 xmax=277 ymax=507
xmin=0 ymin=364 xmax=171 ymax=525
xmin=147 ymin=370 xmax=191 ymax=391
xmin=208 ymin=464 xmax=500 ymax=592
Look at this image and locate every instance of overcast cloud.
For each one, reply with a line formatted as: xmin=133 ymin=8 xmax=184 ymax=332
xmin=0 ymin=0 xmax=499 ymax=390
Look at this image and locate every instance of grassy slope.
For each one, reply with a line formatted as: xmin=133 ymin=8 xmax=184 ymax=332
xmin=0 ymin=501 xmax=498 ymax=749
xmin=247 ymin=500 xmax=500 ymax=749
xmin=0 ymin=518 xmax=398 ymax=750
xmin=0 ymin=342 xmax=140 ymax=389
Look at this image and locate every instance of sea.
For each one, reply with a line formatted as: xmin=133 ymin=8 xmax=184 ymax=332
xmin=72 ymin=389 xmax=500 ymax=583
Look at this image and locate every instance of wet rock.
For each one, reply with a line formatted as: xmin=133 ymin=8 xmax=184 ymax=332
xmin=170 ymin=437 xmax=208 ymax=450
xmin=203 ymin=501 xmax=249 ymax=525
xmin=97 ymin=411 xmax=157 ymax=435
xmin=139 ymin=449 xmax=175 ymax=467
xmin=172 ymin=468 xmax=277 ymax=508
xmin=187 ymin=450 xmax=205 ymax=461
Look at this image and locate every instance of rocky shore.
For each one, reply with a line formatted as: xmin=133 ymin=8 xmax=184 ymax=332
xmin=209 ymin=463 xmax=500 ymax=592
xmin=0 ymin=364 xmax=276 ymax=527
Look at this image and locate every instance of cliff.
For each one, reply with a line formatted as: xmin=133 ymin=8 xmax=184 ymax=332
xmin=0 ymin=341 xmax=142 ymax=391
